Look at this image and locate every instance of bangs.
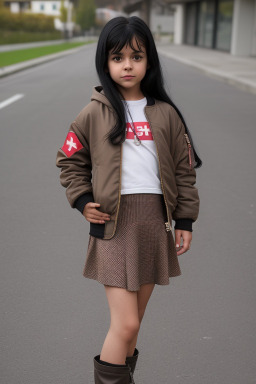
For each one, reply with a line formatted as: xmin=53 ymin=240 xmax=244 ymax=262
xmin=106 ymin=28 xmax=146 ymax=55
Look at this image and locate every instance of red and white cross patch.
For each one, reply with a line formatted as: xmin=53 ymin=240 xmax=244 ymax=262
xmin=61 ymin=131 xmax=83 ymax=157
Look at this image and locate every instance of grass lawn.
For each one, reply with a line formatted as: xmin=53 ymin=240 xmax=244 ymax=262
xmin=0 ymin=41 xmax=94 ymax=67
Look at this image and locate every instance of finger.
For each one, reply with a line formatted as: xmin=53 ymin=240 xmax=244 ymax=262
xmin=85 ymin=201 xmax=100 ymax=208
xmin=89 ymin=202 xmax=101 ymax=208
xmin=86 ymin=213 xmax=108 ymax=224
xmin=86 ymin=218 xmax=106 ymax=224
xmin=89 ymin=210 xmax=111 ymax=220
xmin=83 ymin=202 xmax=101 ymax=216
xmin=89 ymin=214 xmax=111 ymax=221
xmin=85 ymin=203 xmax=110 ymax=218
xmin=183 ymin=238 xmax=190 ymax=252
xmin=176 ymin=239 xmax=190 ymax=256
xmin=175 ymin=230 xmax=182 ymax=250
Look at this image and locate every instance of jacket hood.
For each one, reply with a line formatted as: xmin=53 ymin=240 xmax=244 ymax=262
xmin=91 ymin=85 xmax=155 ymax=108
xmin=91 ymin=86 xmax=114 ymax=110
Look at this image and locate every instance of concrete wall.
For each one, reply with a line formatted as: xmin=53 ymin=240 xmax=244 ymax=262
xmin=173 ymin=4 xmax=185 ymax=44
xmin=231 ymin=0 xmax=255 ymax=56
xmin=150 ymin=15 xmax=174 ymax=34
xmin=251 ymin=0 xmax=256 ymax=56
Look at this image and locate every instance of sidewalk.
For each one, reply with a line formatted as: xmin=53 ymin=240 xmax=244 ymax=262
xmin=0 ymin=36 xmax=96 ymax=52
xmin=156 ymin=43 xmax=256 ymax=95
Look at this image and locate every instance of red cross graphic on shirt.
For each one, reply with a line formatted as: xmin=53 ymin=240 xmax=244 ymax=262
xmin=126 ymin=122 xmax=153 ymax=140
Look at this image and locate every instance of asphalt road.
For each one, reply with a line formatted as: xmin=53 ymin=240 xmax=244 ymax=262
xmin=1 ymin=42 xmax=256 ymax=384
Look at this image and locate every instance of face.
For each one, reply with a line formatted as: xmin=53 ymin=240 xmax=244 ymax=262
xmin=106 ymin=37 xmax=149 ymax=99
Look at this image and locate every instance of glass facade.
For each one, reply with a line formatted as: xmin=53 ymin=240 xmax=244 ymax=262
xmin=197 ymin=1 xmax=215 ymax=48
xmin=216 ymin=0 xmax=233 ymax=50
xmin=185 ymin=0 xmax=234 ymax=52
xmin=185 ymin=3 xmax=197 ymax=45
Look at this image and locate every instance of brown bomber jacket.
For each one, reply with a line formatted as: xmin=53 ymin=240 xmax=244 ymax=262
xmin=56 ymin=86 xmax=200 ymax=239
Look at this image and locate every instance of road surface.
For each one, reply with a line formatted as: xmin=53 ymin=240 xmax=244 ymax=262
xmin=1 ymin=42 xmax=256 ymax=384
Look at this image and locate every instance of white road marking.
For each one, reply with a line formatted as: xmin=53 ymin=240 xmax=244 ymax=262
xmin=0 ymin=94 xmax=24 ymax=110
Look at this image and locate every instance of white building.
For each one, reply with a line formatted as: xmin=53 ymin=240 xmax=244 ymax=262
xmin=30 ymin=0 xmax=74 ymax=31
xmin=30 ymin=0 xmax=64 ymax=15
xmin=5 ymin=0 xmax=74 ymax=32
xmin=6 ymin=0 xmax=65 ymax=14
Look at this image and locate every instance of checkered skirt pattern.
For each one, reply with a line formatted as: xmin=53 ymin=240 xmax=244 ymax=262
xmin=82 ymin=193 xmax=181 ymax=292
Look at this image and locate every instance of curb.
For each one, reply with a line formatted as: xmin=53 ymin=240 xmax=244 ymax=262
xmin=0 ymin=43 xmax=95 ymax=79
xmin=157 ymin=47 xmax=256 ymax=95
xmin=0 ymin=37 xmax=97 ymax=52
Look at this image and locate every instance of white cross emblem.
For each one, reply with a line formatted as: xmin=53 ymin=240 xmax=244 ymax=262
xmin=137 ymin=125 xmax=150 ymax=136
xmin=66 ymin=137 xmax=77 ymax=151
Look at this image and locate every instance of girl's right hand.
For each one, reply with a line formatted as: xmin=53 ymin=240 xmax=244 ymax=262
xmin=82 ymin=202 xmax=111 ymax=224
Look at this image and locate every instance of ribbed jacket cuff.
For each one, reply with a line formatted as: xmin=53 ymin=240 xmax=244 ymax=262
xmin=174 ymin=219 xmax=193 ymax=232
xmin=74 ymin=192 xmax=94 ymax=214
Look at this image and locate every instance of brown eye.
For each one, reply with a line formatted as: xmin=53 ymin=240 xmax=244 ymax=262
xmin=113 ymin=56 xmax=121 ymax=62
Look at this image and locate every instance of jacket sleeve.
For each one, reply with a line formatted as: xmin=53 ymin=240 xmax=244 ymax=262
xmin=56 ymin=119 xmax=94 ymax=213
xmin=172 ymin=120 xmax=200 ymax=231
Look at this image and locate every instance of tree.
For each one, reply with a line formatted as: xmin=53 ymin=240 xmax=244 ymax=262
xmin=59 ymin=0 xmax=68 ymax=38
xmin=60 ymin=0 xmax=68 ymax=23
xmin=75 ymin=0 xmax=95 ymax=31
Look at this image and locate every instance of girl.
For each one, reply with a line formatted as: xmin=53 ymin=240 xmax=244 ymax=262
xmin=56 ymin=16 xmax=201 ymax=384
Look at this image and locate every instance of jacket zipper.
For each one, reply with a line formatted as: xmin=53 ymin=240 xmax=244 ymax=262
xmin=144 ymin=109 xmax=172 ymax=233
xmin=184 ymin=133 xmax=192 ymax=169
xmin=105 ymin=143 xmax=123 ymax=239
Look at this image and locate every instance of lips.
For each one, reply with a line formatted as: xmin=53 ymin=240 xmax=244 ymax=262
xmin=121 ymin=76 xmax=135 ymax=78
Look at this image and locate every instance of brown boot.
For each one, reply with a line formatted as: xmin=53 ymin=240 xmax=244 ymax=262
xmin=94 ymin=355 xmax=135 ymax=384
xmin=125 ymin=348 xmax=139 ymax=380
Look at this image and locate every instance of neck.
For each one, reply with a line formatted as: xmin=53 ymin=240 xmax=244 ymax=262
xmin=117 ymin=85 xmax=145 ymax=101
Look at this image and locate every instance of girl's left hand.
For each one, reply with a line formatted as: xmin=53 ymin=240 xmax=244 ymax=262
xmin=175 ymin=229 xmax=192 ymax=256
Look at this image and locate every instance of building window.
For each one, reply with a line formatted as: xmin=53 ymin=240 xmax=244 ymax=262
xmin=197 ymin=1 xmax=215 ymax=48
xmin=40 ymin=3 xmax=44 ymax=11
xmin=216 ymin=0 xmax=233 ymax=51
xmin=52 ymin=3 xmax=57 ymax=10
xmin=185 ymin=0 xmax=233 ymax=52
xmin=185 ymin=3 xmax=198 ymax=45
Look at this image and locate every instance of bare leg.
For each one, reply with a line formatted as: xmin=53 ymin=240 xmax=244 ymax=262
xmin=100 ymin=286 xmax=140 ymax=365
xmin=127 ymin=283 xmax=155 ymax=356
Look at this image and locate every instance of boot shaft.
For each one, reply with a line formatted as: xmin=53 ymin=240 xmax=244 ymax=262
xmin=94 ymin=355 xmax=135 ymax=384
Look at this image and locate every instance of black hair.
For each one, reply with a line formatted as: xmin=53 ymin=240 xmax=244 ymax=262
xmin=95 ymin=16 xmax=202 ymax=168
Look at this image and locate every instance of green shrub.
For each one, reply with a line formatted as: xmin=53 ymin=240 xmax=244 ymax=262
xmin=0 ymin=9 xmax=56 ymax=32
xmin=0 ymin=30 xmax=62 ymax=44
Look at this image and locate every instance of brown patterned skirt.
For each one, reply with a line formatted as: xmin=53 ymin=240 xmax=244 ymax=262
xmin=82 ymin=193 xmax=181 ymax=292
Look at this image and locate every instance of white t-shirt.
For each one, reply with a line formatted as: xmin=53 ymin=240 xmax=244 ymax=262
xmin=120 ymin=97 xmax=163 ymax=195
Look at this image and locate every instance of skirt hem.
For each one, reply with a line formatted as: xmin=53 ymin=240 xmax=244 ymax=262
xmin=82 ymin=271 xmax=182 ymax=292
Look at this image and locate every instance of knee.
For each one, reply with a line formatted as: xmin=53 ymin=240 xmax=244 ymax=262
xmin=122 ymin=319 xmax=140 ymax=342
xmin=114 ymin=318 xmax=140 ymax=342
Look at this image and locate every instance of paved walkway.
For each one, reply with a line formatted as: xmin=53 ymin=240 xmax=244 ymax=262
xmin=156 ymin=43 xmax=256 ymax=95
xmin=0 ymin=36 xmax=96 ymax=52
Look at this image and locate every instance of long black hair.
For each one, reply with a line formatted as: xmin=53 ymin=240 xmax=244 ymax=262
xmin=95 ymin=16 xmax=202 ymax=168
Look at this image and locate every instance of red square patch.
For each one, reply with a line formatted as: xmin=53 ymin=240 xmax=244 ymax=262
xmin=61 ymin=131 xmax=83 ymax=157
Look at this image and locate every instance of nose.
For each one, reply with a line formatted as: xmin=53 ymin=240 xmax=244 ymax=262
xmin=123 ymin=58 xmax=132 ymax=70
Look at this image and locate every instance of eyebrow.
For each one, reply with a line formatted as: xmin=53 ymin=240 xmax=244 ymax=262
xmin=109 ymin=49 xmax=144 ymax=56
